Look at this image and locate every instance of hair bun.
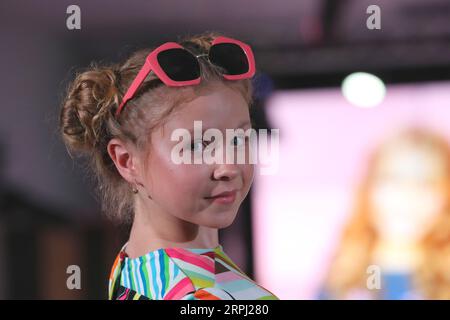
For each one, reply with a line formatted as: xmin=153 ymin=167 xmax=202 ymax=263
xmin=60 ymin=66 xmax=120 ymax=154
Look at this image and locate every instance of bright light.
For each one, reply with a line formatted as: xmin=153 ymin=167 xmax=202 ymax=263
xmin=341 ymin=72 xmax=386 ymax=108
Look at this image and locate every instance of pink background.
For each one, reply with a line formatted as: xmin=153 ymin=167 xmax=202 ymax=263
xmin=252 ymin=81 xmax=450 ymax=299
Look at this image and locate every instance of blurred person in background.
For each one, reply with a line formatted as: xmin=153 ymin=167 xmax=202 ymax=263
xmin=321 ymin=127 xmax=450 ymax=299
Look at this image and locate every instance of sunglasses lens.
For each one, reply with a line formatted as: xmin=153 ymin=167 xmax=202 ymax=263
xmin=157 ymin=48 xmax=200 ymax=81
xmin=209 ymin=43 xmax=249 ymax=75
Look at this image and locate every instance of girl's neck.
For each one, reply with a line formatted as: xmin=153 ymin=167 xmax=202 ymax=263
xmin=124 ymin=201 xmax=219 ymax=259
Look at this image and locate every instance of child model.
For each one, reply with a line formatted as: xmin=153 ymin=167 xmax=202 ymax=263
xmin=59 ymin=31 xmax=279 ymax=300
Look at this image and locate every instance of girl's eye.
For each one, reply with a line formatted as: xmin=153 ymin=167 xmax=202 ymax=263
xmin=232 ymin=135 xmax=247 ymax=147
xmin=190 ymin=140 xmax=206 ymax=152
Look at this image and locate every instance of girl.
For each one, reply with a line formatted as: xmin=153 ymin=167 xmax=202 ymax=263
xmin=322 ymin=127 xmax=450 ymax=299
xmin=59 ymin=31 xmax=279 ymax=300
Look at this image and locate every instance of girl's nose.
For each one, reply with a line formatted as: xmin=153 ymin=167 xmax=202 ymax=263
xmin=212 ymin=163 xmax=240 ymax=181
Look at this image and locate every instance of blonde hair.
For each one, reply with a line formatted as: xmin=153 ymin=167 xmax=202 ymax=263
xmin=325 ymin=127 xmax=450 ymax=299
xmin=59 ymin=31 xmax=254 ymax=224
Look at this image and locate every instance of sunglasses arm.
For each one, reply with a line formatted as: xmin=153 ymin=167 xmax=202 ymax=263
xmin=115 ymin=61 xmax=153 ymax=117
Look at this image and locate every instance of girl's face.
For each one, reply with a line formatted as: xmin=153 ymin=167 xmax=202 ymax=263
xmin=138 ymin=84 xmax=254 ymax=229
xmin=369 ymin=141 xmax=447 ymax=243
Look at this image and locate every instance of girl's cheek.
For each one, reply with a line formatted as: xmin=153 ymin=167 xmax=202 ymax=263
xmin=169 ymin=163 xmax=210 ymax=183
xmin=244 ymin=164 xmax=255 ymax=186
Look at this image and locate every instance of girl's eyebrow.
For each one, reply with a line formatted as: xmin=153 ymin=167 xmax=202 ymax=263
xmin=186 ymin=120 xmax=253 ymax=135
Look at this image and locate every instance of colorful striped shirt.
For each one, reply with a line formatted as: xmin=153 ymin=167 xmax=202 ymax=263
xmin=108 ymin=243 xmax=279 ymax=300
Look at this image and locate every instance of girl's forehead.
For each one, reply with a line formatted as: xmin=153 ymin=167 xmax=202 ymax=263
xmin=165 ymin=88 xmax=249 ymax=125
xmin=152 ymin=95 xmax=251 ymax=140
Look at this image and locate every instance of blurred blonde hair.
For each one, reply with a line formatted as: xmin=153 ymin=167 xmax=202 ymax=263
xmin=325 ymin=127 xmax=450 ymax=299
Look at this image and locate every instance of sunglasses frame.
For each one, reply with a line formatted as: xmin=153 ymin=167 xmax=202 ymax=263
xmin=115 ymin=36 xmax=255 ymax=117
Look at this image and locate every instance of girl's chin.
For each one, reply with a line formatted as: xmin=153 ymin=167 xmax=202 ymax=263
xmin=202 ymin=213 xmax=237 ymax=229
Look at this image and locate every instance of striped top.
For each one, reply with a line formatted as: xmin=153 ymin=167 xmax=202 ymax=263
xmin=108 ymin=243 xmax=279 ymax=300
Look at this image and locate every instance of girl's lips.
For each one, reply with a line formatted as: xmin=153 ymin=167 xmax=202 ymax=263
xmin=205 ymin=190 xmax=237 ymax=205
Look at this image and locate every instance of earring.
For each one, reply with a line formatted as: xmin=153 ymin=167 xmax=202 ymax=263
xmin=133 ymin=180 xmax=152 ymax=199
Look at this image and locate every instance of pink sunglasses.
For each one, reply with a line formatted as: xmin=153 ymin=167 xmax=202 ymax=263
xmin=115 ymin=36 xmax=256 ymax=117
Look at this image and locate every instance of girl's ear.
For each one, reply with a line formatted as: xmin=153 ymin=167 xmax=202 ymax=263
xmin=107 ymin=138 xmax=141 ymax=183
